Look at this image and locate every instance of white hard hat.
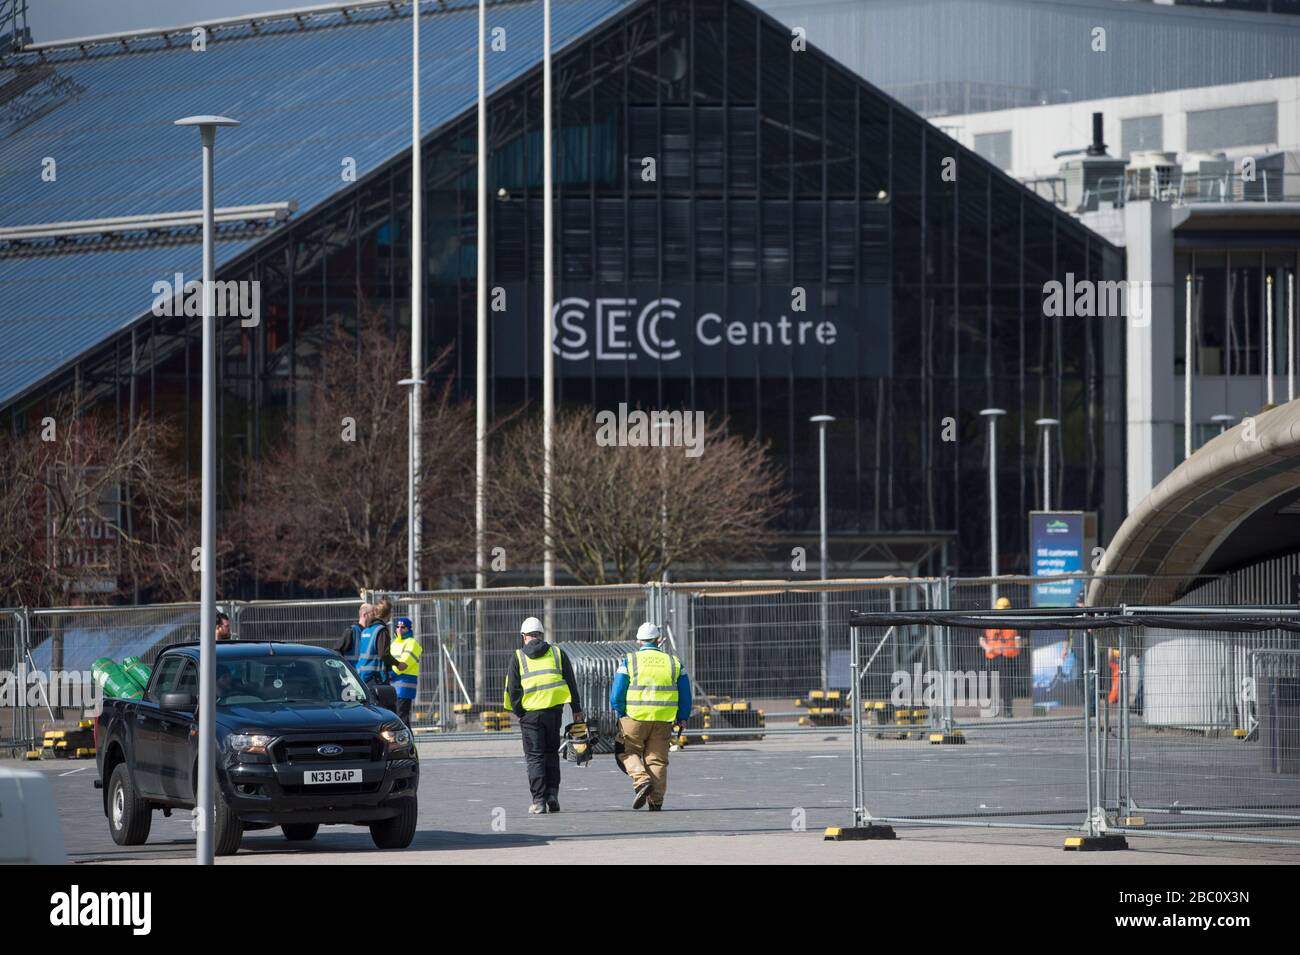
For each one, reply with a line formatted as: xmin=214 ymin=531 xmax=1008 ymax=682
xmin=521 ymin=616 xmax=544 ymax=635
xmin=636 ymin=622 xmax=661 ymax=643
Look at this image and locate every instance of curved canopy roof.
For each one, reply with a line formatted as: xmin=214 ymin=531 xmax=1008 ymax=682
xmin=1091 ymin=399 xmax=1300 ymax=605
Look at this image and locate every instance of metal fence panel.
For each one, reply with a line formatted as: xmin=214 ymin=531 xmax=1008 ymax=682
xmin=1115 ymin=625 xmax=1300 ymax=843
xmin=234 ymin=599 xmax=363 ymax=650
xmin=23 ymin=604 xmax=201 ymax=729
xmin=390 ymin=585 xmax=648 ymax=732
xmin=679 ymin=581 xmax=930 ymax=703
xmin=855 ymin=618 xmax=1092 ymax=830
xmin=0 ymin=609 xmax=25 ymax=747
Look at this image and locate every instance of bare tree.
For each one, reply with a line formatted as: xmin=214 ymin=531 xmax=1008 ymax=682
xmin=0 ymin=392 xmax=198 ymax=608
xmin=236 ymin=311 xmax=475 ymax=593
xmin=491 ymin=408 xmax=789 ymax=586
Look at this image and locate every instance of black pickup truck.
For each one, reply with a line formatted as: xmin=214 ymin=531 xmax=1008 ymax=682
xmin=95 ymin=641 xmax=419 ymax=855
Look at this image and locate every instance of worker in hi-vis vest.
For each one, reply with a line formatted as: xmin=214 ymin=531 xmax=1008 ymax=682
xmin=504 ymin=616 xmax=585 ymax=815
xmin=979 ymin=596 xmax=1021 ymax=718
xmin=610 ymin=622 xmax=692 ymax=811
xmin=389 ymin=616 xmax=421 ymax=725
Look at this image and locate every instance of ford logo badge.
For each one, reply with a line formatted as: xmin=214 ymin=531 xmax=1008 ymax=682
xmin=317 ymin=744 xmax=343 ymax=756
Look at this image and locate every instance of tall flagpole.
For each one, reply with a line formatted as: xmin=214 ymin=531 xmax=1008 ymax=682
xmin=542 ymin=0 xmax=555 ymax=588
xmin=409 ymin=0 xmax=423 ymax=593
xmin=476 ymin=0 xmax=487 ymax=595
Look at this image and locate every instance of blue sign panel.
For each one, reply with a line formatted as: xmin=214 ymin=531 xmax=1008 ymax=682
xmin=1030 ymin=511 xmax=1085 ymax=608
xmin=1030 ymin=511 xmax=1086 ymax=710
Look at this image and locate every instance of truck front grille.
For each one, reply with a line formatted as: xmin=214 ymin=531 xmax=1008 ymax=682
xmin=274 ymin=736 xmax=378 ymax=764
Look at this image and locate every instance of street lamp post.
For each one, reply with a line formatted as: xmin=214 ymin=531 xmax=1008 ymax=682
xmin=1034 ymin=417 xmax=1059 ymax=511
xmin=1289 ymin=272 xmax=1295 ymax=403
xmin=1184 ymin=273 xmax=1194 ymax=461
xmin=980 ymin=408 xmax=1006 ymax=599
xmin=810 ymin=415 xmax=834 ymax=692
xmin=653 ymin=420 xmax=673 ymax=581
xmin=1211 ymin=413 xmax=1235 ymax=435
xmin=1267 ymin=274 xmax=1275 ymax=407
xmin=174 ymin=113 xmax=239 ymax=866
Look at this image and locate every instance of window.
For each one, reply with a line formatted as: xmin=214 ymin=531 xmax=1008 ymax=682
xmin=972 ymin=131 xmax=1011 ymax=171
xmin=1121 ymin=115 xmax=1162 ymax=157
xmin=1186 ymin=103 xmax=1277 ymax=151
xmin=147 ymin=655 xmax=186 ymax=700
xmin=174 ymin=662 xmax=198 ymax=697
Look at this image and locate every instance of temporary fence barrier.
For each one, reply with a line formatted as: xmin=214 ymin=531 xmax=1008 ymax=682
xmin=561 ymin=641 xmax=639 ymax=749
xmin=233 ymin=598 xmax=364 ymax=649
xmin=1 ymin=609 xmax=29 ymax=748
xmin=846 ymin=600 xmax=1300 ymax=848
xmin=378 ymin=584 xmax=647 ymax=733
xmin=1105 ymin=609 xmax=1300 ymax=846
xmin=8 ymin=575 xmax=1299 ymax=851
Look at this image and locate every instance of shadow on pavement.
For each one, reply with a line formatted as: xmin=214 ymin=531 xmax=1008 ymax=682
xmin=235 ymin=828 xmax=554 ymax=854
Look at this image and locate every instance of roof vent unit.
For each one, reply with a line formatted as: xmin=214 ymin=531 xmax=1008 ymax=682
xmin=1125 ymin=150 xmax=1181 ymax=202
xmin=1180 ymin=151 xmax=1232 ymax=201
xmin=1058 ymin=112 xmax=1126 ymax=212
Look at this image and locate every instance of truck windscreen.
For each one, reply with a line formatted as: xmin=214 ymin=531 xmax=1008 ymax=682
xmin=215 ymin=656 xmax=370 ymax=706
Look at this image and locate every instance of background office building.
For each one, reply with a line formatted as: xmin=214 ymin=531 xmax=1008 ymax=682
xmin=931 ymin=87 xmax=1300 ymax=511
xmin=0 ymin=0 xmax=1123 ymax=594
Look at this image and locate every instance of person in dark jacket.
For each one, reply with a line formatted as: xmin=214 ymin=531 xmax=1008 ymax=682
xmin=337 ymin=602 xmax=371 ymax=666
xmin=504 ymin=616 xmax=585 ymax=814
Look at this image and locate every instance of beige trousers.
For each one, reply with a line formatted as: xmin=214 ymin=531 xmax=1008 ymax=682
xmin=618 ymin=716 xmax=673 ymax=804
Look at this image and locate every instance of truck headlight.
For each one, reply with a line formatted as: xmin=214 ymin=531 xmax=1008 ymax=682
xmin=228 ymin=733 xmax=274 ymax=754
xmin=380 ymin=726 xmax=411 ymax=750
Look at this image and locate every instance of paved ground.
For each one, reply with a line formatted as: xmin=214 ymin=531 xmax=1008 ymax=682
xmin=9 ymin=735 xmax=1300 ymax=865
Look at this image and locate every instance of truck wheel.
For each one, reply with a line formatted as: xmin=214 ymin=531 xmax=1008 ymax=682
xmin=108 ymin=763 xmax=152 ymax=846
xmin=213 ymin=782 xmax=244 ymax=856
xmin=282 ymin=823 xmax=319 ymax=841
xmin=369 ymin=796 xmax=417 ymax=850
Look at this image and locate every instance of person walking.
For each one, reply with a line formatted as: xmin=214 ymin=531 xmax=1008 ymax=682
xmin=504 ymin=616 xmax=585 ymax=814
xmin=389 ymin=616 xmax=421 ymax=725
xmin=215 ymin=610 xmax=232 ymax=641
xmin=610 ymin=622 xmax=692 ymax=811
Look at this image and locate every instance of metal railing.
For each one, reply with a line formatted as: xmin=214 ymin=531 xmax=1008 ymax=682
xmin=1080 ymin=169 xmax=1300 ymax=210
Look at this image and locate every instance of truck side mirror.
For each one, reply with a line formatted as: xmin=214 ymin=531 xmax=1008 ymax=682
xmin=160 ymin=692 xmax=197 ymax=712
xmin=374 ymin=684 xmax=397 ymax=712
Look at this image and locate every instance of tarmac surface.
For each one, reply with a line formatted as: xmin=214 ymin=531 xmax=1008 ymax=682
xmin=9 ymin=734 xmax=1300 ymax=865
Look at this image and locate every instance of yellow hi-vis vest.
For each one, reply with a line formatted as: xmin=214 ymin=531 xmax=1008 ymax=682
xmin=504 ymin=644 xmax=572 ymax=711
xmin=625 ymin=648 xmax=681 ymax=722
xmin=390 ymin=636 xmax=422 ymax=676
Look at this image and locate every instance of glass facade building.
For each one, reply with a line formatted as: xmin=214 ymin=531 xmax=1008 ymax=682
xmin=2 ymin=0 xmax=1124 ymax=589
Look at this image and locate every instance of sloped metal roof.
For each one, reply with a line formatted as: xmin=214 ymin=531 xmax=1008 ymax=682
xmin=0 ymin=0 xmax=631 ymax=407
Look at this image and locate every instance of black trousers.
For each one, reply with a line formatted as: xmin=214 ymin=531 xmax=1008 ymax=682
xmin=518 ymin=706 xmax=563 ymax=803
xmin=396 ymin=697 xmax=412 ymax=725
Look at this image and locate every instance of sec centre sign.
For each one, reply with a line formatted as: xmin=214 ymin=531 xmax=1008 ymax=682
xmin=491 ymin=284 xmax=890 ymax=378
